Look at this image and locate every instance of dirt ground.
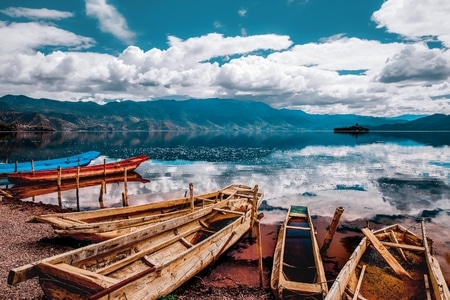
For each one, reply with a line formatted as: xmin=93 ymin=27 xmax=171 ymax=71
xmin=0 ymin=197 xmax=448 ymax=299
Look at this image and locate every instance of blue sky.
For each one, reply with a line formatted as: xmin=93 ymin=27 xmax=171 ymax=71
xmin=0 ymin=0 xmax=449 ymax=116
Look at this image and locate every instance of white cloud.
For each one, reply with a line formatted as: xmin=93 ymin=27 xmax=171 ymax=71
xmin=238 ymin=9 xmax=247 ymax=17
xmin=0 ymin=7 xmax=73 ymax=19
xmin=0 ymin=22 xmax=95 ymax=54
xmin=269 ymin=36 xmax=405 ymax=72
xmin=372 ymin=0 xmax=450 ymax=47
xmin=376 ymin=44 xmax=450 ymax=83
xmin=85 ymin=0 xmax=135 ymax=44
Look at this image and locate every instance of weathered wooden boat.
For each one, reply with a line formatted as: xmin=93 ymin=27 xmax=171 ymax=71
xmin=6 ymin=154 xmax=149 ymax=184
xmin=271 ymin=205 xmax=328 ymax=299
xmin=6 ymin=171 xmax=149 ymax=200
xmin=325 ymin=221 xmax=450 ymax=300
xmin=8 ymin=189 xmax=262 ymax=300
xmin=31 ymin=184 xmax=263 ymax=242
xmin=0 ymin=151 xmax=100 ymax=175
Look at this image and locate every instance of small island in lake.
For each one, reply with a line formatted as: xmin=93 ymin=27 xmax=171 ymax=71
xmin=334 ymin=123 xmax=369 ymax=133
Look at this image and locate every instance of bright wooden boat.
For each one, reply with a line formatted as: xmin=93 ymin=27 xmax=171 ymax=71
xmin=8 ymin=190 xmax=262 ymax=300
xmin=7 ymin=154 xmax=149 ymax=184
xmin=270 ymin=205 xmax=328 ymax=299
xmin=31 ymin=184 xmax=263 ymax=242
xmin=325 ymin=221 xmax=450 ymax=300
xmin=6 ymin=171 xmax=149 ymax=200
xmin=0 ymin=151 xmax=100 ymax=175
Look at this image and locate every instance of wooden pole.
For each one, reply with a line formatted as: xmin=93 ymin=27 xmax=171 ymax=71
xmin=99 ymin=183 xmax=105 ymax=209
xmin=189 ymin=182 xmax=194 ymax=211
xmin=31 ymin=160 xmax=34 ymax=172
xmin=103 ymin=158 xmax=106 ymax=178
xmin=123 ymin=167 xmax=128 ymax=207
xmin=103 ymin=159 xmax=107 ymax=193
xmin=57 ymin=166 xmax=62 ymax=190
xmin=76 ymin=166 xmax=80 ymax=211
xmin=251 ymin=185 xmax=259 ymax=227
xmin=256 ymin=217 xmax=264 ymax=288
xmin=56 ymin=166 xmax=62 ymax=208
xmin=320 ymin=206 xmax=344 ymax=256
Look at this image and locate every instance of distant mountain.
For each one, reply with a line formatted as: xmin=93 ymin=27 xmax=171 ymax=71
xmin=371 ymin=114 xmax=450 ymax=131
xmin=0 ymin=94 xmax=444 ymax=131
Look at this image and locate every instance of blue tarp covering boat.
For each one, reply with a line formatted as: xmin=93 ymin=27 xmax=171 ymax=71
xmin=0 ymin=151 xmax=100 ymax=175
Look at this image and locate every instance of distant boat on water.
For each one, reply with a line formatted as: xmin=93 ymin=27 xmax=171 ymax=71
xmin=334 ymin=123 xmax=369 ymax=133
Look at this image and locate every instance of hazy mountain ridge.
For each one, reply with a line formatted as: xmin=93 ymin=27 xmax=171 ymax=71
xmin=0 ymin=94 xmax=447 ymax=131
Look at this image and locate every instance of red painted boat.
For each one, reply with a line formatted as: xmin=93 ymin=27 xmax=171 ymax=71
xmin=7 ymin=154 xmax=149 ymax=184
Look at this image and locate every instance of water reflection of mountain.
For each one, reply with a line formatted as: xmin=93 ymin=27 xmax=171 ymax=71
xmin=2 ymin=131 xmax=450 ymax=163
xmin=377 ymin=177 xmax=450 ymax=211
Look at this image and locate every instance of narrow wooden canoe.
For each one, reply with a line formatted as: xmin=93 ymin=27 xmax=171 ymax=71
xmin=31 ymin=184 xmax=263 ymax=242
xmin=270 ymin=205 xmax=328 ymax=299
xmin=325 ymin=221 xmax=450 ymax=300
xmin=8 ymin=191 xmax=262 ymax=300
xmin=0 ymin=151 xmax=100 ymax=175
xmin=6 ymin=171 xmax=149 ymax=200
xmin=7 ymin=154 xmax=149 ymax=184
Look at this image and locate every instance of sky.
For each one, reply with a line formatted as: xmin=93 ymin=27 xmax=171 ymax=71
xmin=0 ymin=0 xmax=449 ymax=117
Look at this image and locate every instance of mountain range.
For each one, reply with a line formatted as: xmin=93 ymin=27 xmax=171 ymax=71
xmin=0 ymin=94 xmax=449 ymax=132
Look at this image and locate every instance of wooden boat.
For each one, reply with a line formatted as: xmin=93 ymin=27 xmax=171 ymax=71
xmin=6 ymin=154 xmax=149 ymax=184
xmin=8 ymin=189 xmax=262 ymax=300
xmin=6 ymin=171 xmax=149 ymax=200
xmin=270 ymin=205 xmax=328 ymax=299
xmin=31 ymin=184 xmax=263 ymax=242
xmin=0 ymin=151 xmax=100 ymax=175
xmin=325 ymin=221 xmax=450 ymax=300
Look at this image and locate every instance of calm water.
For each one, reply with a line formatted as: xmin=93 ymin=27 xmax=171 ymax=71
xmin=1 ymin=130 xmax=450 ymax=278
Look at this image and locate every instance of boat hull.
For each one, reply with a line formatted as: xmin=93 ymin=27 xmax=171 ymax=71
xmin=6 ymin=171 xmax=148 ymax=199
xmin=6 ymin=154 xmax=149 ymax=184
xmin=325 ymin=222 xmax=450 ymax=300
xmin=0 ymin=151 xmax=100 ymax=175
xmin=8 ymin=191 xmax=263 ymax=300
xmin=31 ymin=184 xmax=262 ymax=242
xmin=270 ymin=205 xmax=328 ymax=300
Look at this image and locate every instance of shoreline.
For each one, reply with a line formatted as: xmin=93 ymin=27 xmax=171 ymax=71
xmin=1 ymin=198 xmax=448 ymax=299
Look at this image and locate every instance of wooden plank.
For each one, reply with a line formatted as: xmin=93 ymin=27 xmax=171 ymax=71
xmin=362 ymin=228 xmax=412 ymax=279
xmin=280 ymin=280 xmax=325 ymax=294
xmin=285 ymin=225 xmax=310 ymax=230
xmin=380 ymin=241 xmax=425 ymax=252
xmin=213 ymin=208 xmax=245 ymax=215
xmin=96 ymin=225 xmax=202 ymax=275
xmin=424 ymin=274 xmax=432 ymax=300
xmin=388 ymin=230 xmax=407 ymax=261
xmin=38 ymin=262 xmax=118 ymax=291
xmin=352 ymin=264 xmax=366 ymax=300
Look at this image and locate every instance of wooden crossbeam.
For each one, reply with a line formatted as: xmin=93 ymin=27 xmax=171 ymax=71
xmin=361 ymin=228 xmax=412 ymax=279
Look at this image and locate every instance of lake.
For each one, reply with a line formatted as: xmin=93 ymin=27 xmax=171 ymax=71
xmin=1 ymin=130 xmax=450 ymax=280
